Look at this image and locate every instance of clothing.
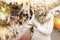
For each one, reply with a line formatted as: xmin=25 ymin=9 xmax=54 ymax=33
xmin=28 ymin=12 xmax=54 ymax=40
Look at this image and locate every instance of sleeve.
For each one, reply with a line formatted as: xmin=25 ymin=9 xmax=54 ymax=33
xmin=50 ymin=6 xmax=60 ymax=17
xmin=32 ymin=13 xmax=54 ymax=36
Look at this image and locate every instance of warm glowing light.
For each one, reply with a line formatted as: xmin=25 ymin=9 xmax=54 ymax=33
xmin=0 ymin=12 xmax=6 ymax=20
xmin=1 ymin=8 xmax=5 ymax=12
xmin=54 ymin=17 xmax=60 ymax=28
xmin=56 ymin=18 xmax=60 ymax=24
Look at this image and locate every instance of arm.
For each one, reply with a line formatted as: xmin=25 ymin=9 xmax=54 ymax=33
xmin=32 ymin=14 xmax=54 ymax=36
xmin=50 ymin=6 xmax=60 ymax=17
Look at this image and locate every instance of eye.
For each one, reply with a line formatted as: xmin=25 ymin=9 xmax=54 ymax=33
xmin=26 ymin=10 xmax=28 ymax=12
xmin=19 ymin=22 xmax=22 ymax=25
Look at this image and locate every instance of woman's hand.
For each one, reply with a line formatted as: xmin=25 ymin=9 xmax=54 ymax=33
xmin=31 ymin=18 xmax=40 ymax=28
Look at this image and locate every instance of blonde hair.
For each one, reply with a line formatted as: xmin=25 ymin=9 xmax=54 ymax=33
xmin=32 ymin=2 xmax=50 ymax=24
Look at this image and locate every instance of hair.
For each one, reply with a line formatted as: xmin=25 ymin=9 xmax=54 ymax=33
xmin=32 ymin=2 xmax=50 ymax=24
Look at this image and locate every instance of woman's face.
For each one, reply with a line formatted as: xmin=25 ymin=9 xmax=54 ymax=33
xmin=35 ymin=5 xmax=47 ymax=20
xmin=32 ymin=3 xmax=49 ymax=23
xmin=19 ymin=10 xmax=28 ymax=24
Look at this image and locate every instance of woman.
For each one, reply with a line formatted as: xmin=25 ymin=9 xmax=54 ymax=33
xmin=28 ymin=2 xmax=54 ymax=40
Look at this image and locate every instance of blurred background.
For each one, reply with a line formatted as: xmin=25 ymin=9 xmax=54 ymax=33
xmin=0 ymin=0 xmax=60 ymax=40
